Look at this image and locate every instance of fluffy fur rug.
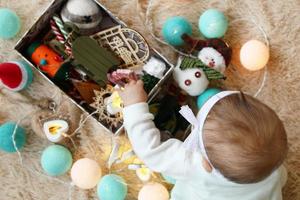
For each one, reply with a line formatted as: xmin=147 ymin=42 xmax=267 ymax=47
xmin=0 ymin=0 xmax=299 ymax=199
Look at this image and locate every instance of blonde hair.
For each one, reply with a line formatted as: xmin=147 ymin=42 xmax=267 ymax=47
xmin=203 ymin=93 xmax=288 ymax=184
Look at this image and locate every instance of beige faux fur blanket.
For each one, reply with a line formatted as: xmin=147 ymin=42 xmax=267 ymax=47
xmin=0 ymin=0 xmax=299 ymax=199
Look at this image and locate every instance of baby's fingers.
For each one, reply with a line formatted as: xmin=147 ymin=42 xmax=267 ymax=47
xmin=137 ymin=80 xmax=144 ymax=86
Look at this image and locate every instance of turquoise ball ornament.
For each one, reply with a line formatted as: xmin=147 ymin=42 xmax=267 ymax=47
xmin=162 ymin=16 xmax=192 ymax=46
xmin=97 ymin=174 xmax=128 ymax=200
xmin=41 ymin=145 xmax=73 ymax=176
xmin=199 ymin=9 xmax=228 ymax=38
xmin=197 ymin=88 xmax=221 ymax=109
xmin=162 ymin=173 xmax=176 ymax=185
xmin=0 ymin=8 xmax=21 ymax=39
xmin=0 ymin=122 xmax=26 ymax=153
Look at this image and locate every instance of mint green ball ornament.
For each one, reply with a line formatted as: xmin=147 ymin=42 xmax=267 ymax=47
xmin=197 ymin=88 xmax=221 ymax=109
xmin=0 ymin=8 xmax=21 ymax=39
xmin=162 ymin=16 xmax=192 ymax=46
xmin=199 ymin=9 xmax=228 ymax=38
xmin=97 ymin=174 xmax=128 ymax=200
xmin=41 ymin=145 xmax=73 ymax=176
xmin=0 ymin=122 xmax=26 ymax=153
xmin=162 ymin=173 xmax=176 ymax=185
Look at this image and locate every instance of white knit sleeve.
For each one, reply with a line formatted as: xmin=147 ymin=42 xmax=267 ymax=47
xmin=123 ymin=102 xmax=199 ymax=180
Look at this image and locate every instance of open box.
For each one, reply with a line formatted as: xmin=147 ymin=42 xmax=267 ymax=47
xmin=15 ymin=0 xmax=175 ymax=135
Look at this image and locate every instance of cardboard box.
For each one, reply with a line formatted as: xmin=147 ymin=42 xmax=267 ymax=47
xmin=15 ymin=0 xmax=174 ymax=134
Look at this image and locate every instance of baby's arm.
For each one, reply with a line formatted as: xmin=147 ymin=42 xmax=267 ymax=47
xmin=119 ymin=81 xmax=197 ymax=180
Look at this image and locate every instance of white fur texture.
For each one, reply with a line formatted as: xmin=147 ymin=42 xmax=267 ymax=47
xmin=198 ymin=47 xmax=226 ymax=73
xmin=65 ymin=0 xmax=99 ymax=16
xmin=143 ymin=57 xmax=166 ymax=79
xmin=173 ymin=58 xmax=209 ymax=96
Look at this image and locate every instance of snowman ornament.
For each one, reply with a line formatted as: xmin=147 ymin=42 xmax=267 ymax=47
xmin=173 ymin=57 xmax=225 ymax=96
xmin=173 ymin=35 xmax=232 ymax=96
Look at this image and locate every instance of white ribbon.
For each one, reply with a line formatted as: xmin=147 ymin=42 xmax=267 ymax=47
xmin=179 ymin=91 xmax=240 ymax=176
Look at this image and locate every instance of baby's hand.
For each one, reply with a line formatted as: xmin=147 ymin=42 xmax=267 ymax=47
xmin=118 ymin=80 xmax=148 ymax=107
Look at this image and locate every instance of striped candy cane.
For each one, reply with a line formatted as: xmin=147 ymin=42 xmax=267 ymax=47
xmin=53 ymin=15 xmax=69 ymax=40
xmin=50 ymin=19 xmax=72 ymax=56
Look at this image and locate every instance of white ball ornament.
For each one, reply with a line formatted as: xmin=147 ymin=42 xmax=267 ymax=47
xmin=138 ymin=182 xmax=169 ymax=200
xmin=61 ymin=0 xmax=102 ymax=35
xmin=70 ymin=158 xmax=102 ymax=189
xmin=240 ymin=40 xmax=270 ymax=71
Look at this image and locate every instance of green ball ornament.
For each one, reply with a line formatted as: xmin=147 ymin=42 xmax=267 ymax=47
xmin=41 ymin=145 xmax=73 ymax=176
xmin=97 ymin=174 xmax=128 ymax=200
xmin=0 ymin=122 xmax=26 ymax=153
xmin=0 ymin=8 xmax=21 ymax=39
xmin=162 ymin=16 xmax=192 ymax=46
xmin=199 ymin=9 xmax=228 ymax=38
xmin=197 ymin=88 xmax=221 ymax=109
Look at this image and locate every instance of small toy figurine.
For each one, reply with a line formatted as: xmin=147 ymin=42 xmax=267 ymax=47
xmin=182 ymin=34 xmax=232 ymax=73
xmin=61 ymin=0 xmax=103 ymax=35
xmin=26 ymin=42 xmax=71 ymax=82
xmin=173 ymin=57 xmax=225 ymax=96
xmin=0 ymin=61 xmax=33 ymax=92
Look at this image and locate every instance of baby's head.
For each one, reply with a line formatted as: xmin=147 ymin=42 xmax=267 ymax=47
xmin=202 ymin=93 xmax=287 ymax=184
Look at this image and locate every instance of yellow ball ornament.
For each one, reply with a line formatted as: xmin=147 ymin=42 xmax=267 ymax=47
xmin=70 ymin=158 xmax=102 ymax=189
xmin=138 ymin=182 xmax=169 ymax=200
xmin=240 ymin=40 xmax=270 ymax=71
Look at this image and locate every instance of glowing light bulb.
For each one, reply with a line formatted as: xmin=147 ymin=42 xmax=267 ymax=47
xmin=240 ymin=40 xmax=270 ymax=71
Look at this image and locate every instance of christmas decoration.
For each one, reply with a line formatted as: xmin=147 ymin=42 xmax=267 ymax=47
xmin=162 ymin=173 xmax=176 ymax=185
xmin=72 ymin=80 xmax=102 ymax=104
xmin=141 ymin=73 xmax=160 ymax=93
xmin=162 ymin=16 xmax=192 ymax=46
xmin=90 ymin=86 xmax=123 ymax=130
xmin=31 ymin=100 xmax=80 ymax=146
xmin=43 ymin=120 xmax=69 ymax=143
xmin=136 ymin=167 xmax=152 ymax=182
xmin=61 ymin=0 xmax=103 ymax=35
xmin=182 ymin=34 xmax=232 ymax=72
xmin=41 ymin=145 xmax=73 ymax=176
xmin=50 ymin=17 xmax=72 ymax=56
xmin=199 ymin=9 xmax=228 ymax=38
xmin=71 ymin=158 xmax=102 ymax=189
xmin=93 ymin=25 xmax=150 ymax=68
xmin=138 ymin=182 xmax=169 ymax=200
xmin=0 ymin=61 xmax=33 ymax=92
xmin=0 ymin=122 xmax=26 ymax=153
xmin=240 ymin=39 xmax=270 ymax=71
xmin=26 ymin=42 xmax=70 ymax=81
xmin=97 ymin=174 xmax=128 ymax=200
xmin=143 ymin=57 xmax=167 ymax=79
xmin=0 ymin=8 xmax=21 ymax=39
xmin=197 ymin=88 xmax=221 ymax=109
xmin=173 ymin=57 xmax=225 ymax=96
xmin=72 ymin=36 xmax=120 ymax=85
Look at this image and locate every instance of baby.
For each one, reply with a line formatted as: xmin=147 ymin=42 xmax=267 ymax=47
xmin=119 ymin=80 xmax=288 ymax=200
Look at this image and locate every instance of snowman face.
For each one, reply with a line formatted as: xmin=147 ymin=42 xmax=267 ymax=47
xmin=173 ymin=59 xmax=209 ymax=96
xmin=198 ymin=47 xmax=226 ymax=73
